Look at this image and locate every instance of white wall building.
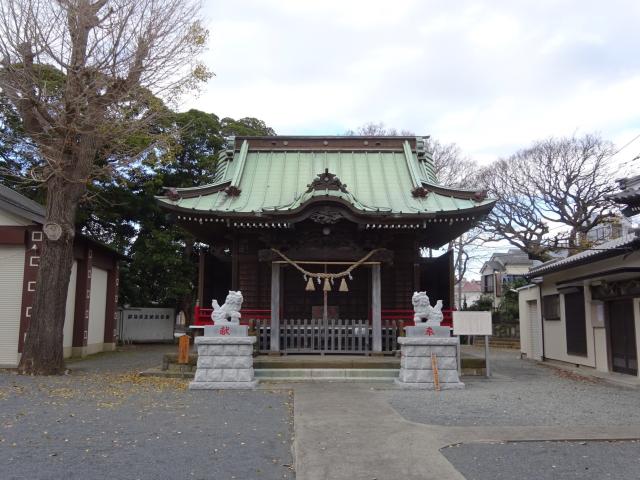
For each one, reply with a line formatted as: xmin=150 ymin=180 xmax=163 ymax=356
xmin=0 ymin=185 xmax=121 ymax=367
xmin=519 ymin=233 xmax=640 ymax=376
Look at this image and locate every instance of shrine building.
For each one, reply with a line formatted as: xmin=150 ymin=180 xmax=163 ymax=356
xmin=156 ymin=136 xmax=494 ymax=354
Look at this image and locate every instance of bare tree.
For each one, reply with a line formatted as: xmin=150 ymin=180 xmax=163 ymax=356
xmin=451 ymin=228 xmax=485 ymax=308
xmin=344 ymin=121 xmax=414 ymax=137
xmin=425 ymin=138 xmax=478 ymax=188
xmin=0 ymin=0 xmax=210 ymax=374
xmin=477 ymin=158 xmax=551 ymax=260
xmin=345 ymin=123 xmax=479 ymax=187
xmin=527 ymin=134 xmax=617 ymax=248
xmin=479 ymin=134 xmax=617 ymax=260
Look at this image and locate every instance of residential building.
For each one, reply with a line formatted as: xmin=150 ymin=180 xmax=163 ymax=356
xmin=518 ymin=233 xmax=640 ymax=376
xmin=608 ymin=174 xmax=640 ymax=217
xmin=454 ymin=279 xmax=482 ymax=309
xmin=480 ymin=249 xmax=540 ymax=308
xmin=519 ymin=175 xmax=640 ymax=377
xmin=584 ymin=214 xmax=633 ymax=245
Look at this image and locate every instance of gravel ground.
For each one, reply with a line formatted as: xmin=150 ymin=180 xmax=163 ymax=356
xmin=65 ymin=344 xmax=174 ymax=373
xmin=0 ymin=346 xmax=294 ymax=480
xmin=389 ymin=349 xmax=640 ymax=427
xmin=442 ymin=440 xmax=640 ymax=480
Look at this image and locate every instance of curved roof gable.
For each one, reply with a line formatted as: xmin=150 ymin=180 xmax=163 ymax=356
xmin=157 ymin=136 xmax=494 ymax=219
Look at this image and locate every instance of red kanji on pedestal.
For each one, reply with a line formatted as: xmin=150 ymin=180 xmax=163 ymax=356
xmin=425 ymin=327 xmax=434 ymax=336
xmin=219 ymin=326 xmax=231 ymax=336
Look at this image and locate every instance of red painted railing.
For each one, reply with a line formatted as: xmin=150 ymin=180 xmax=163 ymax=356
xmin=378 ymin=309 xmax=455 ymax=328
xmin=193 ymin=306 xmax=271 ymax=326
xmin=193 ymin=306 xmax=455 ymax=327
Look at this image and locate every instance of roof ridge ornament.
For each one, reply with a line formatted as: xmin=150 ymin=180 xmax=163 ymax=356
xmin=473 ymin=190 xmax=487 ymax=202
xmin=307 ymin=168 xmax=348 ymax=193
xmin=225 ymin=185 xmax=242 ymax=196
xmin=412 ymin=186 xmax=429 ymax=198
xmin=165 ymin=187 xmax=181 ymax=201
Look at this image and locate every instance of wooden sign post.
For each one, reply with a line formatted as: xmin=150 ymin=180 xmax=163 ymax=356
xmin=431 ymin=352 xmax=440 ymax=391
xmin=178 ymin=335 xmax=190 ymax=364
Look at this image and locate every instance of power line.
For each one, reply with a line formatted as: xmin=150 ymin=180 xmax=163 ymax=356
xmin=616 ymin=151 xmax=640 ymax=169
xmin=610 ymin=132 xmax=640 ymax=160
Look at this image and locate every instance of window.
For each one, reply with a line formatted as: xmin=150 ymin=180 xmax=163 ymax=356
xmin=542 ymin=294 xmax=560 ymax=320
xmin=564 ymin=289 xmax=587 ymax=356
xmin=482 ymin=274 xmax=494 ymax=293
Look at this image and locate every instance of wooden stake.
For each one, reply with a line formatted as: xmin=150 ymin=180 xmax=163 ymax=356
xmin=178 ymin=335 xmax=190 ymax=364
xmin=431 ymin=352 xmax=440 ymax=391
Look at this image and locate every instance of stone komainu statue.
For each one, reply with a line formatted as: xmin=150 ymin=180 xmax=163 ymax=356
xmin=412 ymin=291 xmax=431 ymax=323
xmin=412 ymin=291 xmax=444 ymax=326
xmin=212 ymin=291 xmax=243 ymax=324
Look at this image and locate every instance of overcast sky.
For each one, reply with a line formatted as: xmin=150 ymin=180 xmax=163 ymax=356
xmin=184 ymin=0 xmax=640 ymax=168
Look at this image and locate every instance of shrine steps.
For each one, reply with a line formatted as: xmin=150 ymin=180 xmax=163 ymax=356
xmin=253 ymin=355 xmax=399 ymax=381
xmin=255 ymin=368 xmax=398 ymax=382
xmin=143 ymin=353 xmax=486 ymax=379
xmin=254 ymin=354 xmax=400 ymax=370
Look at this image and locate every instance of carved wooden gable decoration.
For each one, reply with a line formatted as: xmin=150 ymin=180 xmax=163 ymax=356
xmin=307 ymin=169 xmax=349 ymax=194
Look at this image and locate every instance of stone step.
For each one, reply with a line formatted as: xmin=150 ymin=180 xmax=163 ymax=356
xmin=254 ymin=368 xmax=399 ymax=381
xmin=473 ymin=338 xmax=521 ymax=349
xmin=141 ymin=365 xmax=486 ymax=379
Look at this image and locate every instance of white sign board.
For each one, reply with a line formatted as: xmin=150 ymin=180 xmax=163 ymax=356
xmin=453 ymin=311 xmax=492 ymax=336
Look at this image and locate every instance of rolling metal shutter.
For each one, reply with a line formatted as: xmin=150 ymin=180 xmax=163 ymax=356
xmin=0 ymin=246 xmax=25 ymax=366
xmin=528 ymin=299 xmax=542 ymax=360
xmin=87 ymin=267 xmax=108 ymax=347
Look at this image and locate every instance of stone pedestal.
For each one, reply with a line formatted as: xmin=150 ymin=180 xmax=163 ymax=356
xmin=189 ymin=335 xmax=258 ymax=390
xmin=395 ymin=337 xmax=464 ymax=390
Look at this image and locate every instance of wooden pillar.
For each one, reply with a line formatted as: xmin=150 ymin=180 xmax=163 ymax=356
xmin=270 ymin=262 xmax=281 ymax=353
xmin=197 ymin=251 xmax=205 ymax=306
xmin=372 ymin=263 xmax=382 ymax=353
xmin=448 ymin=249 xmax=455 ymax=309
xmin=72 ymin=247 xmax=92 ymax=356
xmin=103 ymin=264 xmax=119 ymax=345
xmin=231 ymin=238 xmax=239 ymax=290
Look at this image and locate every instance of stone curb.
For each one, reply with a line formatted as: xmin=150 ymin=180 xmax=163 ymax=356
xmin=189 ymin=380 xmax=259 ymax=390
xmin=398 ymin=337 xmax=459 ymax=346
xmin=195 ymin=336 xmax=257 ymax=345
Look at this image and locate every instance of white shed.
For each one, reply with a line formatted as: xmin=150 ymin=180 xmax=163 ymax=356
xmin=0 ymin=185 xmax=121 ymax=367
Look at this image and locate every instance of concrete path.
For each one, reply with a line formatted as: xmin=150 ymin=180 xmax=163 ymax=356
xmin=293 ymin=382 xmax=640 ymax=480
xmin=293 ymin=383 xmax=465 ymax=480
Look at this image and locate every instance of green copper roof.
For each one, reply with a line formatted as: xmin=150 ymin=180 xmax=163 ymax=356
xmin=157 ymin=136 xmax=493 ymax=218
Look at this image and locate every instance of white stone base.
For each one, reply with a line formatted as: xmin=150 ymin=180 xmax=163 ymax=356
xmin=189 ymin=335 xmax=258 ymax=390
xmin=189 ymin=380 xmax=258 ymax=390
xmin=395 ymin=336 xmax=464 ymax=390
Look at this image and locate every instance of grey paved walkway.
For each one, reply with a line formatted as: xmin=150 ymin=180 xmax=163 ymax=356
xmin=292 ymin=349 xmax=640 ymax=480
xmin=293 ymin=383 xmax=464 ymax=480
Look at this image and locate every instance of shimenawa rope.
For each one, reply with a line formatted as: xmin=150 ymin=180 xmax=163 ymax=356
xmin=270 ymin=248 xmax=381 ymax=280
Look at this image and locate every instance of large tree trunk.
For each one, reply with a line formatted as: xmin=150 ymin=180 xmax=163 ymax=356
xmin=18 ymin=176 xmax=86 ymax=375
